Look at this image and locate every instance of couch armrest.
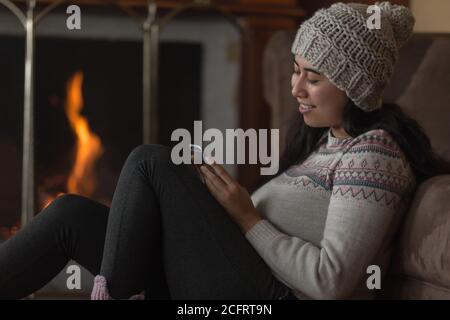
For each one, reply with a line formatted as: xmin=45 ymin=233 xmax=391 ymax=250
xmin=386 ymin=175 xmax=450 ymax=298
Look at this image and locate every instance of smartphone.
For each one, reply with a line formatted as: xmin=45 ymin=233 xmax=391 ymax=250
xmin=189 ymin=144 xmax=203 ymax=155
xmin=189 ymin=144 xmax=203 ymax=165
xmin=189 ymin=144 xmax=216 ymax=176
xmin=189 ymin=144 xmax=206 ymax=183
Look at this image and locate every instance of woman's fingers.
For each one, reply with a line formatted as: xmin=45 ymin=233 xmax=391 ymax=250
xmin=204 ymin=157 xmax=235 ymax=186
xmin=190 ymin=155 xmax=205 ymax=183
xmin=201 ymin=165 xmax=226 ymax=190
xmin=200 ymin=166 xmax=224 ymax=200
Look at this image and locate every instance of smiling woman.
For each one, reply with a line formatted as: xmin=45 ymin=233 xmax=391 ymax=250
xmin=1 ymin=1 xmax=449 ymax=301
xmin=291 ymin=55 xmax=349 ymax=136
xmin=248 ymin=1 xmax=450 ymax=300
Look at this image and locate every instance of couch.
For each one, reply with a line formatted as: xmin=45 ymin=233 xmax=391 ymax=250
xmin=262 ymin=31 xmax=450 ymax=299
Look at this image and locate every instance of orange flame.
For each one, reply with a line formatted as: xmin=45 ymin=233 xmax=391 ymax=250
xmin=66 ymin=71 xmax=104 ymax=196
xmin=41 ymin=71 xmax=103 ymax=210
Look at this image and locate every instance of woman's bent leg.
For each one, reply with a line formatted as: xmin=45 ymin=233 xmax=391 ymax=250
xmin=0 ymin=194 xmax=108 ymax=299
xmin=100 ymin=144 xmax=290 ymax=300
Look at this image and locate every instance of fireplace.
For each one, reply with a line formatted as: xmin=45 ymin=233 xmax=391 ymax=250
xmin=0 ymin=1 xmax=305 ymax=244
xmin=0 ymin=17 xmax=207 ymax=295
xmin=0 ymin=2 xmax=244 ymax=257
xmin=0 ymin=0 xmax=304 ymax=298
xmin=0 ymin=33 xmax=203 ymax=241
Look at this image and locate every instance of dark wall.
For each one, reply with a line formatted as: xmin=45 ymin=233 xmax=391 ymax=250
xmin=299 ymin=0 xmax=410 ymax=18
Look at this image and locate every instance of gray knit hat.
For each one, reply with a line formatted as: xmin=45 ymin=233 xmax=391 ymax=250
xmin=291 ymin=1 xmax=415 ymax=112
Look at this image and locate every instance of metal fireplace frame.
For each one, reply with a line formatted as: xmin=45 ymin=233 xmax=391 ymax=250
xmin=0 ymin=0 xmax=244 ymax=229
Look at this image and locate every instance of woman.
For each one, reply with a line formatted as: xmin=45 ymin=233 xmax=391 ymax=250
xmin=0 ymin=2 xmax=446 ymax=300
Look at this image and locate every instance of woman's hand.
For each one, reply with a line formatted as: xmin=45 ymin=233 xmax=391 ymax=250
xmin=199 ymin=157 xmax=262 ymax=233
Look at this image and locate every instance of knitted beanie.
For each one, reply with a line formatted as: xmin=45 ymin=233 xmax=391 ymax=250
xmin=291 ymin=2 xmax=415 ymax=112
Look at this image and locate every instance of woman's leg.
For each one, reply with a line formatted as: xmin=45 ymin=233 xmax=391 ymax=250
xmin=0 ymin=194 xmax=108 ymax=299
xmin=99 ymin=144 xmax=291 ymax=300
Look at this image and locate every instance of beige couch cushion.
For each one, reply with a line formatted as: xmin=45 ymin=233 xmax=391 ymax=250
xmin=385 ymin=175 xmax=450 ymax=299
xmin=397 ymin=38 xmax=450 ymax=163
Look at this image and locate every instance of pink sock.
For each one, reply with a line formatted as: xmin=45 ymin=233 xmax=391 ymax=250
xmin=90 ymin=275 xmax=145 ymax=300
xmin=91 ymin=275 xmax=111 ymax=300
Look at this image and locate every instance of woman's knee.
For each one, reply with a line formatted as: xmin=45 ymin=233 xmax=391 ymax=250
xmin=126 ymin=144 xmax=171 ymax=167
xmin=43 ymin=194 xmax=81 ymax=215
xmin=42 ymin=194 xmax=104 ymax=224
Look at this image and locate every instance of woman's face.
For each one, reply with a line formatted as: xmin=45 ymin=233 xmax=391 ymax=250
xmin=291 ymin=55 xmax=349 ymax=131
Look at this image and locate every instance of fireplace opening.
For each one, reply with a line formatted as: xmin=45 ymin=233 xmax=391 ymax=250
xmin=0 ymin=35 xmax=202 ymax=241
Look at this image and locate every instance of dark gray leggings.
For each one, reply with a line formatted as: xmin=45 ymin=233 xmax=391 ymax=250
xmin=0 ymin=144 xmax=293 ymax=300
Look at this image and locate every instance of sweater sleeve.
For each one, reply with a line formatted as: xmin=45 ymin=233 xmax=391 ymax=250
xmin=245 ymin=130 xmax=415 ymax=299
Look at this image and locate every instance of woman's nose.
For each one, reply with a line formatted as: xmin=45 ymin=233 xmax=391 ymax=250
xmin=291 ymin=77 xmax=307 ymax=98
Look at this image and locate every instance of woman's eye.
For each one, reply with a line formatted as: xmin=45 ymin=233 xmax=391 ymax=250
xmin=307 ymin=79 xmax=319 ymax=84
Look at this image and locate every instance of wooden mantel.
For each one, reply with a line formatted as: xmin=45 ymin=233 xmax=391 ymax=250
xmin=12 ymin=0 xmax=306 ymax=17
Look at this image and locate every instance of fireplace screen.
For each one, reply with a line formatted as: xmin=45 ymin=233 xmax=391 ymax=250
xmin=0 ymin=35 xmax=202 ymax=242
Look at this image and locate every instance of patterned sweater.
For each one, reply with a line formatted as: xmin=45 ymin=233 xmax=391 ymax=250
xmin=247 ymin=129 xmax=416 ymax=300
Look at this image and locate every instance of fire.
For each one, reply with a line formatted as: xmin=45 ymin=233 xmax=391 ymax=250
xmin=42 ymin=71 xmax=104 ymax=209
xmin=65 ymin=72 xmax=104 ymax=196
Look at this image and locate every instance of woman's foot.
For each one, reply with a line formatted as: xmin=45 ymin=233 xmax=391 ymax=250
xmin=91 ymin=275 xmax=145 ymax=300
xmin=91 ymin=275 xmax=111 ymax=300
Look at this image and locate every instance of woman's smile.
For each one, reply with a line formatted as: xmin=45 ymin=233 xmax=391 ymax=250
xmin=299 ymin=103 xmax=315 ymax=114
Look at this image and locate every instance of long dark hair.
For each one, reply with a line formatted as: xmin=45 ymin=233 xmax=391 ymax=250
xmin=278 ymin=101 xmax=449 ymax=185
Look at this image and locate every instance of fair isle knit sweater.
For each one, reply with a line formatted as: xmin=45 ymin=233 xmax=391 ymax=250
xmin=247 ymin=129 xmax=416 ymax=300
